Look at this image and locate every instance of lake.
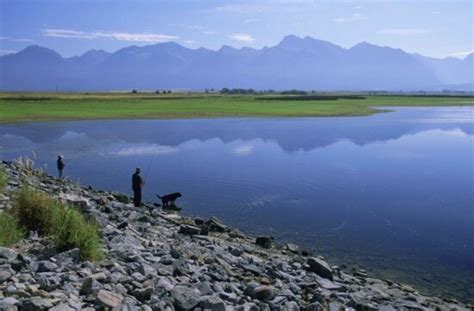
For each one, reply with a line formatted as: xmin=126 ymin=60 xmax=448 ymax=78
xmin=1 ymin=107 xmax=473 ymax=301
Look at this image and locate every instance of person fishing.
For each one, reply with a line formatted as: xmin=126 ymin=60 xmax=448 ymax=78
xmin=57 ymin=155 xmax=65 ymax=178
xmin=132 ymin=167 xmax=144 ymax=207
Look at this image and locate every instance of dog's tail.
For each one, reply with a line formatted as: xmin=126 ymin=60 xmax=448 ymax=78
xmin=156 ymin=194 xmax=162 ymax=199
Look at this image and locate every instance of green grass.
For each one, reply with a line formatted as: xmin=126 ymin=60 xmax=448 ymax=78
xmin=0 ymin=213 xmax=24 ymax=246
xmin=0 ymin=92 xmax=472 ymax=123
xmin=0 ymin=167 xmax=7 ymax=192
xmin=11 ymin=187 xmax=102 ymax=260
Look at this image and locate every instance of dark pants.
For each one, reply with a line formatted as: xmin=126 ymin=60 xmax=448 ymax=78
xmin=58 ymin=169 xmax=63 ymax=178
xmin=133 ymin=188 xmax=142 ymax=207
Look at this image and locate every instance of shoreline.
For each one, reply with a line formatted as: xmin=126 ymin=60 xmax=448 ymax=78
xmin=0 ymin=161 xmax=472 ymax=310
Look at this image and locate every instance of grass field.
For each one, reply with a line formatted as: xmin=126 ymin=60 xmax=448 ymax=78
xmin=0 ymin=92 xmax=472 ymax=123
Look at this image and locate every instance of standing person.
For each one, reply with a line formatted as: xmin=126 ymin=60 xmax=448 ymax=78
xmin=57 ymin=155 xmax=65 ymax=178
xmin=132 ymin=167 xmax=144 ymax=207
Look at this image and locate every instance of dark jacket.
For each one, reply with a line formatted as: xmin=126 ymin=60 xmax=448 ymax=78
xmin=57 ymin=158 xmax=65 ymax=170
xmin=132 ymin=172 xmax=143 ymax=190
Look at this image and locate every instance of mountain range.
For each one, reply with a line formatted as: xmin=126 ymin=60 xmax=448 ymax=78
xmin=0 ymin=35 xmax=472 ymax=91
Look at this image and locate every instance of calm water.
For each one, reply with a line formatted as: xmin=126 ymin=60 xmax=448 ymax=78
xmin=1 ymin=107 xmax=473 ymax=300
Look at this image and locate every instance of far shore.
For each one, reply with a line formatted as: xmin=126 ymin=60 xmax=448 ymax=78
xmin=0 ymin=92 xmax=473 ymax=124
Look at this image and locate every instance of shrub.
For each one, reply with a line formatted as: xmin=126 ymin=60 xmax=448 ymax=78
xmin=0 ymin=213 xmax=24 ymax=246
xmin=0 ymin=167 xmax=7 ymax=192
xmin=11 ymin=187 xmax=56 ymax=235
xmin=12 ymin=187 xmax=102 ymax=260
xmin=52 ymin=207 xmax=102 ymax=261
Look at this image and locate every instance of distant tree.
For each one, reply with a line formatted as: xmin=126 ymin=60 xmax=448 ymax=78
xmin=167 ymin=90 xmax=172 ymax=93
xmin=131 ymin=89 xmax=138 ymax=94
xmin=155 ymin=90 xmax=160 ymax=94
xmin=280 ymin=89 xmax=307 ymax=95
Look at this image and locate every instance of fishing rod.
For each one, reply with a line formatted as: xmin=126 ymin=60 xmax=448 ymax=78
xmin=143 ymin=151 xmax=157 ymax=183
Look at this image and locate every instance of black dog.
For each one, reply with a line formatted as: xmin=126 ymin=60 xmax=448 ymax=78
xmin=156 ymin=192 xmax=182 ymax=207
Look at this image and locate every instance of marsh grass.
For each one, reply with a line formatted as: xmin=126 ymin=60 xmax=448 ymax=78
xmin=0 ymin=93 xmax=472 ymax=123
xmin=11 ymin=187 xmax=102 ymax=260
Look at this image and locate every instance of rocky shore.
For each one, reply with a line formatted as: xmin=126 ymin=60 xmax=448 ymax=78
xmin=0 ymin=161 xmax=471 ymax=311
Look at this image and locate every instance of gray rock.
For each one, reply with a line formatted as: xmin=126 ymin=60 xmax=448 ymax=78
xmin=50 ymin=303 xmax=76 ymax=311
xmin=131 ymin=287 xmax=153 ymax=302
xmin=36 ymin=273 xmax=62 ymax=291
xmin=284 ymin=301 xmax=300 ymax=310
xmin=170 ymin=285 xmax=201 ymax=310
xmin=54 ymin=248 xmax=81 ymax=266
xmin=196 ymin=282 xmax=214 ymax=296
xmin=205 ymin=217 xmax=228 ymax=232
xmin=156 ymin=277 xmax=175 ymax=291
xmin=0 ymin=270 xmax=11 ymax=282
xmin=80 ymin=277 xmax=103 ymax=295
xmin=230 ymin=246 xmax=244 ymax=257
xmin=36 ymin=260 xmax=58 ymax=272
xmin=0 ymin=297 xmax=19 ymax=310
xmin=251 ymin=285 xmax=275 ymax=301
xmin=307 ymin=257 xmax=333 ymax=280
xmin=22 ymin=297 xmax=53 ymax=311
xmin=198 ymin=295 xmax=226 ymax=311
xmin=178 ymin=225 xmax=201 ymax=235
xmin=241 ymin=264 xmax=263 ymax=276
xmin=0 ymin=247 xmax=18 ymax=260
xmin=304 ymin=302 xmax=324 ymax=311
xmin=112 ymin=297 xmax=138 ymax=311
xmin=285 ymin=243 xmax=299 ymax=253
xmin=255 ymin=236 xmax=272 ymax=249
xmin=95 ymin=290 xmax=124 ymax=309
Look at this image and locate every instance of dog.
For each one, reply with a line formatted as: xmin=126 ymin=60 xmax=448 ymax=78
xmin=156 ymin=192 xmax=182 ymax=207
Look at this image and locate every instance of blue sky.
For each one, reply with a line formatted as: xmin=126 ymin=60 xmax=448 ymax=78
xmin=0 ymin=0 xmax=472 ymax=59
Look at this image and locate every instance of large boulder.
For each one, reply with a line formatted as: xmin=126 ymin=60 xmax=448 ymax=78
xmin=0 ymin=247 xmax=18 ymax=260
xmin=198 ymin=295 xmax=226 ymax=311
xmin=95 ymin=290 xmax=124 ymax=309
xmin=251 ymin=285 xmax=275 ymax=301
xmin=205 ymin=217 xmax=229 ymax=232
xmin=0 ymin=297 xmax=19 ymax=310
xmin=170 ymin=285 xmax=201 ymax=310
xmin=307 ymin=257 xmax=333 ymax=280
xmin=80 ymin=277 xmax=103 ymax=295
xmin=178 ymin=225 xmax=201 ymax=235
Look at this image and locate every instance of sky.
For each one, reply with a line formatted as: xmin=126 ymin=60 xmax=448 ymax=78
xmin=0 ymin=0 xmax=473 ymax=59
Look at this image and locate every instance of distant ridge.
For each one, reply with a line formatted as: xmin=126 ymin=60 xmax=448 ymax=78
xmin=0 ymin=35 xmax=472 ymax=91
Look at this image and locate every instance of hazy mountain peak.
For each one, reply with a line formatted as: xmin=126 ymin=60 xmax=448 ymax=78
xmin=17 ymin=45 xmax=62 ymax=59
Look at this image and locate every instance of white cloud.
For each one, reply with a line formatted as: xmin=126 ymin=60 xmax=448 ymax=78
xmin=448 ymin=49 xmax=474 ymax=58
xmin=203 ymin=31 xmax=218 ymax=35
xmin=0 ymin=49 xmax=17 ymax=55
xmin=333 ymin=13 xmax=364 ymax=23
xmin=232 ymin=145 xmax=255 ymax=156
xmin=377 ymin=28 xmax=431 ymax=35
xmin=229 ymin=33 xmax=256 ymax=43
xmin=168 ymin=23 xmax=205 ymax=31
xmin=110 ymin=145 xmax=179 ymax=156
xmin=42 ymin=28 xmax=178 ymax=43
xmin=0 ymin=36 xmax=33 ymax=42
